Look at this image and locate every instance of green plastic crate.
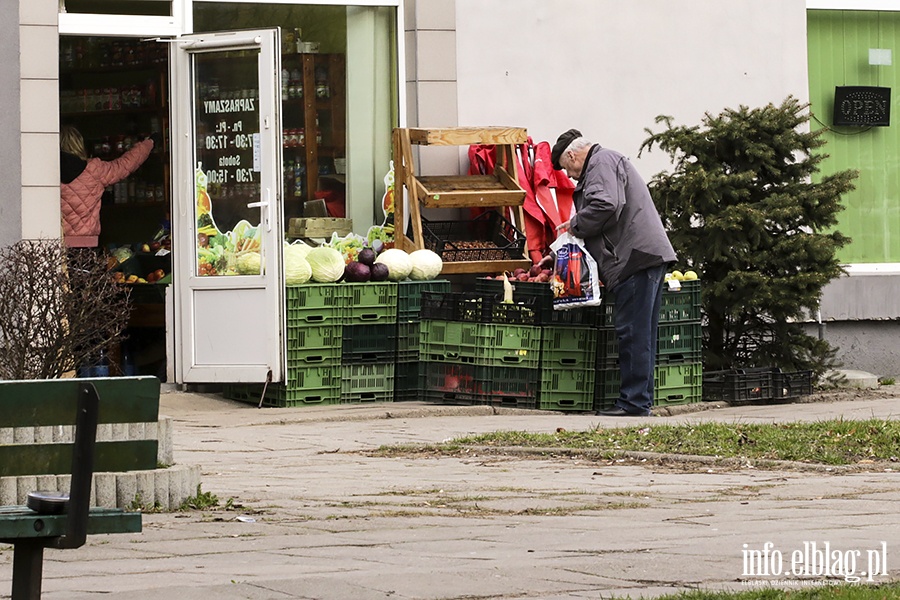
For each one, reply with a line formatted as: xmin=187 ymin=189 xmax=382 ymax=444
xmin=474 ymin=323 xmax=541 ymax=367
xmin=285 ymin=364 xmax=342 ymax=389
xmin=539 ymin=389 xmax=594 ymax=412
xmin=419 ymin=320 xmax=479 ymax=364
xmin=539 ymin=366 xmax=595 ymax=411
xmin=286 ymin=284 xmax=345 ymax=325
xmin=596 ymin=321 xmax=702 ymax=368
xmin=594 ymin=361 xmax=702 ymax=409
xmin=659 ymin=280 xmax=702 ymax=323
xmin=223 ymin=382 xmax=339 ymax=407
xmin=657 ymin=322 xmax=702 ymax=362
xmin=340 ymin=363 xmax=394 ymax=403
xmin=655 ymin=362 xmax=702 ymax=406
xmin=396 ymin=322 xmax=421 ymax=362
xmin=286 ymin=345 xmax=341 ymax=366
xmin=263 ymin=383 xmax=341 ymax=407
xmin=341 ymin=282 xmax=397 ymax=324
xmin=285 ymin=322 xmax=343 ymax=349
xmin=541 ymin=326 xmax=597 ymax=368
xmin=398 ymin=280 xmax=452 ymax=322
xmin=598 ymin=279 xmax=702 ymax=328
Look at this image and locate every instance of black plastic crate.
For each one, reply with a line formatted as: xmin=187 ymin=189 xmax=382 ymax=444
xmin=422 ymin=361 xmax=479 ymax=404
xmin=773 ymin=370 xmax=813 ymax=399
xmin=475 ymin=277 xmax=601 ymax=327
xmin=421 ymin=211 xmax=526 ymax=262
xmin=703 ymin=368 xmax=776 ymax=402
xmin=395 ymin=361 xmax=423 ymax=401
xmin=341 ymin=323 xmax=397 ymax=363
xmin=397 ymin=280 xmax=452 ymax=322
xmin=420 ymin=291 xmax=485 ymax=322
xmin=480 ymin=295 xmax=542 ymax=325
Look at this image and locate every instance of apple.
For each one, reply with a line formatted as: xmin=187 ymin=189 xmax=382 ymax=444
xmin=683 ymin=270 xmax=698 ymax=281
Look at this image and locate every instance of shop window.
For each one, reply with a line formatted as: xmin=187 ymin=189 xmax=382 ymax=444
xmin=193 ymin=2 xmax=397 ymax=232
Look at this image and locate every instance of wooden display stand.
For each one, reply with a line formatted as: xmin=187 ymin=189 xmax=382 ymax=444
xmin=392 ymin=127 xmax=532 ymax=274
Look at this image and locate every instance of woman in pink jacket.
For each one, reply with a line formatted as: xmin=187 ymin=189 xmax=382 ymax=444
xmin=60 ymin=125 xmax=155 ymax=248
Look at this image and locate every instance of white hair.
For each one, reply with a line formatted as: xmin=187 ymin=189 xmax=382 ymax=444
xmin=565 ymin=137 xmax=592 ymax=155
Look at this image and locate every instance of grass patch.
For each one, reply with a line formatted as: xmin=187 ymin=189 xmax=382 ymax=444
xmin=643 ymin=582 xmax=900 ymax=599
xmin=382 ymin=419 xmax=900 ymax=466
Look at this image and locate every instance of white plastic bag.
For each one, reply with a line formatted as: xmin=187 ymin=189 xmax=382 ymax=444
xmin=550 ymin=232 xmax=602 ymax=310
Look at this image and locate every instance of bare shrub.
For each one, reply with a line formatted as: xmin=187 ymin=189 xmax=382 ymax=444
xmin=0 ymin=240 xmax=131 ymax=380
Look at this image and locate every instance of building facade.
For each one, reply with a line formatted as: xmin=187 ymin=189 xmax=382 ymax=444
xmin=2 ymin=0 xmax=897 ymax=378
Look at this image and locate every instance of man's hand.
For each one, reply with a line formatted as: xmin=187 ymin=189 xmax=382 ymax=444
xmin=556 ymin=219 xmax=571 ymax=233
xmin=537 ymin=254 xmax=554 ymax=269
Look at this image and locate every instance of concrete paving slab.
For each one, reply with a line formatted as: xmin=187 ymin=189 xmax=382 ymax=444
xmin=3 ymin=388 xmax=900 ymax=599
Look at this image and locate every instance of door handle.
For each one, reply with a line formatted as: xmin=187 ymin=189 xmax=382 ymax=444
xmin=246 ymin=188 xmax=272 ymax=231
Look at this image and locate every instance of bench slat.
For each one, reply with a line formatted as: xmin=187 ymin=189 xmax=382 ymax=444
xmin=0 ymin=377 xmax=160 ymax=428
xmin=0 ymin=507 xmax=142 ymax=540
xmin=0 ymin=440 xmax=159 ymax=477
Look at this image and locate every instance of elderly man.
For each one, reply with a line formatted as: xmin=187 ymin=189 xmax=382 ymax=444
xmin=552 ymin=128 xmax=676 ymax=417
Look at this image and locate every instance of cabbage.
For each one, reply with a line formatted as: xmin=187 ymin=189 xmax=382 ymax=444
xmin=408 ymin=249 xmax=443 ymax=280
xmin=374 ymin=248 xmax=412 ymax=281
xmin=288 ymin=240 xmax=312 ymax=259
xmin=306 ymin=246 xmax=346 ymax=282
xmin=284 ymin=244 xmax=312 ymax=284
xmin=236 ymin=251 xmax=262 ymax=275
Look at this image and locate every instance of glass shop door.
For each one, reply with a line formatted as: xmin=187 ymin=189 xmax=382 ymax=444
xmin=170 ymin=28 xmax=284 ymax=384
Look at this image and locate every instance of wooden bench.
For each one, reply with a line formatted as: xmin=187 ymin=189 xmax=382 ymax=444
xmin=0 ymin=376 xmax=160 ymax=600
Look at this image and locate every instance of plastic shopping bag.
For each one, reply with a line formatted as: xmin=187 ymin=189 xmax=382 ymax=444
xmin=550 ymin=232 xmax=602 ymax=310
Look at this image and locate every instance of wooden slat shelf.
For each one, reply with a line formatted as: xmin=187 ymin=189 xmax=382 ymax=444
xmin=393 ymin=126 xmax=531 ymax=275
xmin=407 ymin=126 xmax=527 ymax=147
xmin=416 ymin=173 xmax=525 ymax=208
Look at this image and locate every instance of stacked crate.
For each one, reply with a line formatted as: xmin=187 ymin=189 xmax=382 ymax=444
xmin=476 ymin=278 xmax=599 ymax=412
xmin=225 ymin=282 xmax=398 ymax=407
xmin=594 ymin=280 xmax=703 ymax=411
xmin=394 ymin=280 xmax=452 ymax=401
xmin=224 ymin=283 xmax=345 ymax=407
xmin=419 ymin=291 xmax=542 ymax=408
xmin=339 ymin=283 xmax=398 ymax=403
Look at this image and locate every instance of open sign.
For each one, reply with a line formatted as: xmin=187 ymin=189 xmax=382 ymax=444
xmin=833 ymin=86 xmax=891 ymax=126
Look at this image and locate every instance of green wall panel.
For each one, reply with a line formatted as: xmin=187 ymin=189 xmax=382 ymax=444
xmin=808 ymin=10 xmax=900 ymax=263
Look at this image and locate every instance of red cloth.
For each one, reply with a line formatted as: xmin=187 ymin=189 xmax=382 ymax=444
xmin=467 ymin=139 xmax=575 ymax=263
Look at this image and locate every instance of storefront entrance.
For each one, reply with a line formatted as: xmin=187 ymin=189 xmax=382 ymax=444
xmin=58 ymin=2 xmax=399 ymax=385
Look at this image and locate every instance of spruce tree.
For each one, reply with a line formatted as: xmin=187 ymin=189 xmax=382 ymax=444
xmin=639 ymin=96 xmax=857 ymax=376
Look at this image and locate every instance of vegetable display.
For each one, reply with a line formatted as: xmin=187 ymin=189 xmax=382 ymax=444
xmin=306 ymin=246 xmax=346 ymax=283
xmin=374 ymin=248 xmax=413 ymax=281
xmin=408 ymin=249 xmax=443 ymax=281
xmin=284 ymin=243 xmax=312 ymax=284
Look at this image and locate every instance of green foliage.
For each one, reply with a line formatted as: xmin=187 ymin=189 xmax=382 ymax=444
xmin=639 ymin=97 xmax=857 ymax=376
xmin=180 ymin=484 xmax=223 ymax=510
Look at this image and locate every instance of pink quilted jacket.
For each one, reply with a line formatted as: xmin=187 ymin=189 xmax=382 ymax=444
xmin=61 ymin=139 xmax=154 ymax=247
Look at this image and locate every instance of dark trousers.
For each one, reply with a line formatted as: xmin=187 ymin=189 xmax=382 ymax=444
xmin=613 ymin=264 xmax=667 ymax=414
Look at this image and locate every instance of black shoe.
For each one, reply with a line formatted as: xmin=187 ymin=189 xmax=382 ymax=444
xmin=596 ymin=407 xmax=651 ymax=417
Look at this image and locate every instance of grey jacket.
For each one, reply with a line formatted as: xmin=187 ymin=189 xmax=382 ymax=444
xmin=569 ymin=145 xmax=676 ymax=291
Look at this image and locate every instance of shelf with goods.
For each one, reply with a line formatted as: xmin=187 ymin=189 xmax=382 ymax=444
xmin=392 ymin=127 xmax=532 ymax=275
xmin=60 ymin=37 xmax=171 ymax=225
xmin=60 ymin=37 xmax=172 ymax=365
xmin=280 ymin=53 xmax=346 ymax=222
